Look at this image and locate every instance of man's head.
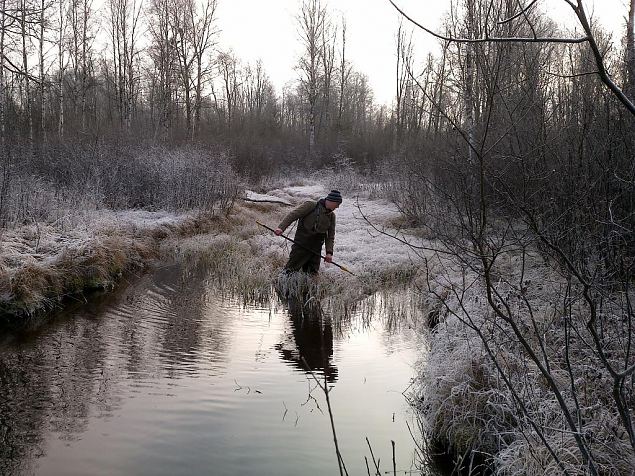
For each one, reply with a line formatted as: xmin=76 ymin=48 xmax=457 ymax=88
xmin=324 ymin=190 xmax=342 ymax=210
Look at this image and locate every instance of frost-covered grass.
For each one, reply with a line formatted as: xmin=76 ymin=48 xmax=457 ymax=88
xmin=6 ymin=166 xmax=630 ymax=475
xmin=0 ymin=144 xmax=244 ymax=321
xmin=416 ymin=244 xmax=635 ymax=475
xmin=261 ymin=170 xmax=635 ymax=475
xmin=175 ymin=179 xmax=426 ymax=320
xmin=0 ymin=210 xmax=230 ymax=319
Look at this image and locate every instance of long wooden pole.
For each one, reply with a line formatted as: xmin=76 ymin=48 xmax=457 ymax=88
xmin=256 ymin=220 xmax=356 ymax=276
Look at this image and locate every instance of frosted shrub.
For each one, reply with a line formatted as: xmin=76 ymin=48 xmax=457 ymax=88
xmin=376 ymin=159 xmax=437 ymax=227
xmin=0 ymin=143 xmax=242 ymax=230
xmin=0 ymin=174 xmax=93 ymax=228
xmin=312 ymin=154 xmax=381 ymax=197
xmin=136 ymin=146 xmax=240 ymax=212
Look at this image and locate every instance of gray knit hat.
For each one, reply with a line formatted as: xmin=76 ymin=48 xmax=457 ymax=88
xmin=325 ymin=190 xmax=343 ymax=203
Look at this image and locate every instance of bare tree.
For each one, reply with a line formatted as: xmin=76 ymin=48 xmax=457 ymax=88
xmin=148 ymin=0 xmax=175 ymax=138
xmin=57 ymin=0 xmax=67 ymax=138
xmin=216 ymin=50 xmax=240 ymax=130
xmin=0 ymin=0 xmax=8 ymax=147
xmin=106 ymin=0 xmax=142 ymax=130
xmin=390 ymin=0 xmax=635 ymax=116
xmin=187 ymin=0 xmax=216 ymax=139
xmin=627 ymin=0 xmax=635 ymax=101
xmin=336 ymin=16 xmax=351 ymax=131
xmin=395 ymin=20 xmax=411 ymax=143
xmin=68 ymin=0 xmax=94 ymax=131
xmin=37 ymin=0 xmax=49 ymax=141
xmin=319 ymin=12 xmax=335 ymax=137
xmin=170 ymin=0 xmax=195 ymax=136
xmin=20 ymin=0 xmax=33 ymax=143
xmin=297 ymin=0 xmax=327 ymax=153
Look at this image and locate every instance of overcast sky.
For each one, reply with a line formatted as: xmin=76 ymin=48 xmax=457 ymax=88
xmin=215 ymin=0 xmax=631 ymax=106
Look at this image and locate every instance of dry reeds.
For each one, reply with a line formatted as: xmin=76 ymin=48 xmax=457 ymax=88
xmin=0 ymin=209 xmax=240 ymax=320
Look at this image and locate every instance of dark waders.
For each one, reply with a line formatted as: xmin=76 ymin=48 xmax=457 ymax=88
xmin=285 ymin=224 xmax=326 ymax=274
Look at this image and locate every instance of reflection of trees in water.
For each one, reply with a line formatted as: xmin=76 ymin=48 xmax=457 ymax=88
xmin=0 ymin=353 xmax=48 ymax=476
xmin=156 ymin=261 xmax=236 ymax=377
xmin=0 ymin=315 xmax=111 ymax=475
xmin=0 ymin=260 xmax=237 ymax=473
xmin=276 ymin=297 xmax=338 ymax=383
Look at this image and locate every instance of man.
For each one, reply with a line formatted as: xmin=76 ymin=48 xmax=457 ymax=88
xmin=274 ymin=190 xmax=342 ymax=274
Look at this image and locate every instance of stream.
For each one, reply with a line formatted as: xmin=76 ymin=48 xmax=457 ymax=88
xmin=0 ymin=259 xmax=438 ymax=475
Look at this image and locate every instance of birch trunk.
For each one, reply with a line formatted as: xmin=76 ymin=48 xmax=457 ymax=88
xmin=21 ymin=0 xmax=34 ymax=144
xmin=0 ymin=0 xmax=6 ymax=147
xmin=58 ymin=0 xmax=65 ymax=139
xmin=40 ymin=0 xmax=46 ymax=141
xmin=627 ymin=0 xmax=635 ymax=101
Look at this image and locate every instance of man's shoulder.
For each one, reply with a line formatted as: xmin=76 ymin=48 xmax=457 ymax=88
xmin=298 ymin=199 xmax=318 ymax=209
xmin=288 ymin=200 xmax=317 ymax=217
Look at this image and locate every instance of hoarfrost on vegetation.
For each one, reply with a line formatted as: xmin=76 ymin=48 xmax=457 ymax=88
xmin=0 ymin=208 xmax=215 ymax=316
xmin=418 ymin=239 xmax=635 ymax=474
xmin=4 ymin=168 xmax=633 ymax=475
xmin=175 ymin=178 xmax=428 ymax=324
xmin=1 ymin=209 xmax=188 ymax=268
xmin=249 ymin=183 xmax=422 ymax=278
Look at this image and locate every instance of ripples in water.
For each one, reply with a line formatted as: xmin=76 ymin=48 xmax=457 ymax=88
xmin=0 ymin=260 xmax=432 ymax=476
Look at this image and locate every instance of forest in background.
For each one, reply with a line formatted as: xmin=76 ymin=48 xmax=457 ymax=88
xmin=0 ymin=0 xmax=632 ymax=236
xmin=1 ymin=0 xmax=635 ymax=472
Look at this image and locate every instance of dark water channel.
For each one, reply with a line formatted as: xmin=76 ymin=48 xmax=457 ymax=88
xmin=0 ymin=260 xmax=433 ymax=475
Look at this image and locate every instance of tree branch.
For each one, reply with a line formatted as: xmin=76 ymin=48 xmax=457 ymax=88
xmin=388 ymin=0 xmax=589 ymax=44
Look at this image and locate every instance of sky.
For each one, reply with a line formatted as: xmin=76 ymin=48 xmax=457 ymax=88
xmin=215 ymin=0 xmax=631 ymax=107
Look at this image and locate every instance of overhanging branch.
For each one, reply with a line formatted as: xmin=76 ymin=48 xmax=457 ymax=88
xmin=388 ymin=0 xmax=589 ymax=44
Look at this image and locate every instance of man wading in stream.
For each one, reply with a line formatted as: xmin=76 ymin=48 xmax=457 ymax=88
xmin=274 ymin=190 xmax=342 ymax=274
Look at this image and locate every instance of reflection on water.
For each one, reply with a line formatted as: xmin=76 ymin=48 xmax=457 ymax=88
xmin=276 ymin=297 xmax=338 ymax=383
xmin=0 ymin=260 xmax=430 ymax=476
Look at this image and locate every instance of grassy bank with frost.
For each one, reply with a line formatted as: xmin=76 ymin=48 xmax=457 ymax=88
xmin=0 ymin=177 xmax=425 ymax=325
xmin=416 ymin=248 xmax=635 ymax=474
xmin=0 ymin=145 xmax=242 ymax=322
xmin=0 ymin=210 xmax=230 ymax=320
xmin=172 ymin=180 xmax=426 ymax=320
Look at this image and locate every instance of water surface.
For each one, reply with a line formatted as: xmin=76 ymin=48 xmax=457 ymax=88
xmin=0 ymin=261 xmax=430 ymax=475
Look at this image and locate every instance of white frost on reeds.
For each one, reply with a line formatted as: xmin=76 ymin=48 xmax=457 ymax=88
xmin=0 ymin=209 xmax=203 ymax=316
xmin=419 ymin=247 xmax=635 ymax=474
xmin=175 ymin=181 xmax=426 ymax=322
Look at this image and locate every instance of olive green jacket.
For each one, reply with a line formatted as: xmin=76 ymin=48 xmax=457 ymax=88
xmin=278 ymin=200 xmax=336 ymax=254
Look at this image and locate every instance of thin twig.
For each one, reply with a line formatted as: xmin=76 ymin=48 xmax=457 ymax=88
xmin=388 ymin=0 xmax=588 ymax=44
xmin=365 ymin=437 xmax=381 ymax=475
xmin=301 ymin=356 xmax=348 ymax=476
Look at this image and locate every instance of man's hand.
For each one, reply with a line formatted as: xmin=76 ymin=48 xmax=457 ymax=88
xmin=274 ymin=228 xmax=283 ymax=236
xmin=324 ymin=254 xmax=333 ymax=263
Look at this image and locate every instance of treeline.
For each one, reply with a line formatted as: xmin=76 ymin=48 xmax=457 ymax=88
xmin=0 ymin=0 xmax=391 ymax=172
xmin=0 ymin=0 xmax=396 ymax=226
xmin=389 ymin=0 xmax=635 ymax=279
